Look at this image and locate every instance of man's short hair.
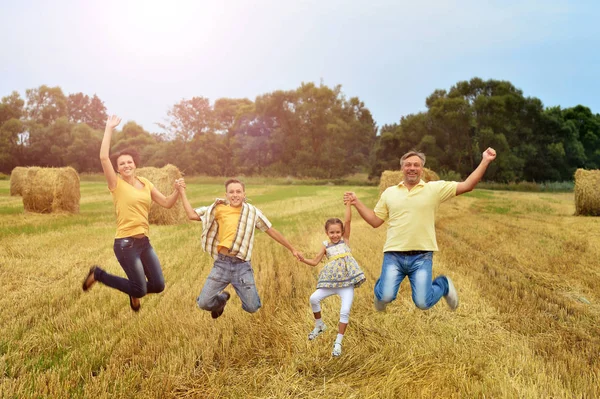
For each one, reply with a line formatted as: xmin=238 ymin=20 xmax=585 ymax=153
xmin=400 ymin=150 xmax=426 ymax=167
xmin=225 ymin=178 xmax=245 ymax=191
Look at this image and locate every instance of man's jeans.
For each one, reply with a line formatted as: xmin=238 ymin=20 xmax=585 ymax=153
xmin=96 ymin=236 xmax=165 ymax=297
xmin=374 ymin=251 xmax=449 ymax=310
xmin=197 ymin=254 xmax=261 ymax=313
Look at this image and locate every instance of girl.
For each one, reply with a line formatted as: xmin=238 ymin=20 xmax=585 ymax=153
xmin=81 ymin=115 xmax=181 ymax=311
xmin=300 ymin=202 xmax=366 ymax=357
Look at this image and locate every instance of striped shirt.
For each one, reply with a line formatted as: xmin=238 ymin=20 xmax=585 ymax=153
xmin=195 ymin=199 xmax=272 ymax=261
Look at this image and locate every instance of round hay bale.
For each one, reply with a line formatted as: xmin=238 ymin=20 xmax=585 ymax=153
xmin=574 ymin=169 xmax=600 ymax=216
xmin=136 ymin=164 xmax=188 ymax=225
xmin=378 ymin=168 xmax=440 ymax=195
xmin=22 ymin=167 xmax=80 ymax=213
xmin=9 ymin=166 xmax=32 ymax=196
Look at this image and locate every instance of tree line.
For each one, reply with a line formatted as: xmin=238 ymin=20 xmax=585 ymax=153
xmin=1 ymin=78 xmax=598 ymax=181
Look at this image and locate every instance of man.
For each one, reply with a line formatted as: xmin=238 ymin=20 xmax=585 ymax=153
xmin=177 ymin=178 xmax=302 ymax=318
xmin=344 ymin=148 xmax=496 ymax=312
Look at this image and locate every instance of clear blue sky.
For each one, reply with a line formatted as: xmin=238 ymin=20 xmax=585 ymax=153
xmin=2 ymin=0 xmax=599 ymax=133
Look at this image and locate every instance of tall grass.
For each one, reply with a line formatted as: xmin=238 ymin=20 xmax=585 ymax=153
xmin=0 ymin=183 xmax=598 ymax=398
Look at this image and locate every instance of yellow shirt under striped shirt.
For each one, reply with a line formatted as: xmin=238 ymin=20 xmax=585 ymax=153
xmin=215 ymin=204 xmax=242 ymax=252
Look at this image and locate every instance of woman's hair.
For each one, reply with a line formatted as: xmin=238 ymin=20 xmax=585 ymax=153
xmin=325 ymin=218 xmax=344 ymax=233
xmin=110 ymin=148 xmax=140 ymax=173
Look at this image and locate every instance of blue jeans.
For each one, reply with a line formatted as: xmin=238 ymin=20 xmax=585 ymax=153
xmin=374 ymin=251 xmax=449 ymax=310
xmin=197 ymin=254 xmax=261 ymax=313
xmin=95 ymin=236 xmax=165 ymax=298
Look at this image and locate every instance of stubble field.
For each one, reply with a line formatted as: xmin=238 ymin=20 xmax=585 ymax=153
xmin=0 ymin=180 xmax=598 ymax=398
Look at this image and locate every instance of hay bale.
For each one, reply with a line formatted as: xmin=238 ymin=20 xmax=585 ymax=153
xmin=378 ymin=168 xmax=440 ymax=195
xmin=574 ymin=169 xmax=600 ymax=216
xmin=9 ymin=166 xmax=32 ymax=196
xmin=22 ymin=167 xmax=80 ymax=213
xmin=136 ymin=164 xmax=188 ymax=225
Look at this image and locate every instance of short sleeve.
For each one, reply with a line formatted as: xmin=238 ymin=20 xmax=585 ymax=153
xmin=254 ymin=208 xmax=272 ymax=232
xmin=432 ymin=180 xmax=458 ymax=203
xmin=373 ymin=190 xmax=390 ymax=221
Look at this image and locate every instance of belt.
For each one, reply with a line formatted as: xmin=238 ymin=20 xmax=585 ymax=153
xmin=398 ymin=250 xmax=429 ymax=256
xmin=217 ymin=253 xmax=246 ymax=263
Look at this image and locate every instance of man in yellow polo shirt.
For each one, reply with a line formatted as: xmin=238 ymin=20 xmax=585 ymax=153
xmin=344 ymin=148 xmax=496 ymax=312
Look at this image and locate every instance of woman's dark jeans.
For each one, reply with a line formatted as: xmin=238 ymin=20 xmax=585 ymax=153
xmin=95 ymin=236 xmax=165 ymax=298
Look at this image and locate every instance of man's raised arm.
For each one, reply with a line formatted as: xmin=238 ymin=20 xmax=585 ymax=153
xmin=343 ymin=192 xmax=384 ymax=228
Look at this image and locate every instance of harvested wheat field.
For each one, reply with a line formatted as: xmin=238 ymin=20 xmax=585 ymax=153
xmin=0 ymin=181 xmax=598 ymax=398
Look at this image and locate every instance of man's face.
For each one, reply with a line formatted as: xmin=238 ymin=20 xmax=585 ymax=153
xmin=226 ymin=183 xmax=246 ymax=207
xmin=402 ymin=155 xmax=423 ymax=185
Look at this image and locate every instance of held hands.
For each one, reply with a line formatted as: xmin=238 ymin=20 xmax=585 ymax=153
xmin=292 ymin=249 xmax=304 ymax=262
xmin=106 ymin=115 xmax=122 ymax=130
xmin=482 ymin=147 xmax=497 ymax=163
xmin=343 ymin=191 xmax=357 ymax=205
xmin=174 ymin=178 xmax=186 ymax=192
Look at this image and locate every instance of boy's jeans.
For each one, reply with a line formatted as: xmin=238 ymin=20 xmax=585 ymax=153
xmin=374 ymin=251 xmax=449 ymax=310
xmin=197 ymin=254 xmax=262 ymax=313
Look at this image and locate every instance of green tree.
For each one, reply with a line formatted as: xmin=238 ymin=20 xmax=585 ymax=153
xmin=27 ymin=117 xmax=72 ymax=166
xmin=65 ymin=124 xmax=102 ymax=172
xmin=67 ymin=93 xmax=108 ymax=130
xmin=25 ymin=85 xmax=68 ymax=126
xmin=159 ymin=97 xmax=214 ymax=141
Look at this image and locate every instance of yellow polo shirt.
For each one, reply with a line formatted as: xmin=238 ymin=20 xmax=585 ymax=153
xmin=110 ymin=176 xmax=154 ymax=238
xmin=215 ymin=204 xmax=242 ymax=252
xmin=374 ymin=179 xmax=458 ymax=252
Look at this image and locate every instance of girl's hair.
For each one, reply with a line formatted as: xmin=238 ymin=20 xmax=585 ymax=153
xmin=325 ymin=218 xmax=344 ymax=233
xmin=110 ymin=148 xmax=140 ymax=173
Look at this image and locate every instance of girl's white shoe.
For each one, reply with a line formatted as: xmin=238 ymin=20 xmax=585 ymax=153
xmin=308 ymin=324 xmax=326 ymax=340
xmin=332 ymin=342 xmax=342 ymax=357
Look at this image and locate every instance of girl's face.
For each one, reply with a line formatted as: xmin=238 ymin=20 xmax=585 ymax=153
xmin=117 ymin=154 xmax=136 ymax=177
xmin=226 ymin=183 xmax=246 ymax=207
xmin=326 ymin=223 xmax=343 ymax=244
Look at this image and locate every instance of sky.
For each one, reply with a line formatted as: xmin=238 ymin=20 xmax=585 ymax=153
xmin=1 ymin=0 xmax=599 ymax=133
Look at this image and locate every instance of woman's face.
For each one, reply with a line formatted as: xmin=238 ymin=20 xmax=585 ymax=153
xmin=117 ymin=154 xmax=136 ymax=177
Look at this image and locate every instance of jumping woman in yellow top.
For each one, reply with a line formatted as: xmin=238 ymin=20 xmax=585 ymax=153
xmin=81 ymin=115 xmax=181 ymax=311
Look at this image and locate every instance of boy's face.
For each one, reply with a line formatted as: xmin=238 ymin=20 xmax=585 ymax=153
xmin=226 ymin=183 xmax=246 ymax=207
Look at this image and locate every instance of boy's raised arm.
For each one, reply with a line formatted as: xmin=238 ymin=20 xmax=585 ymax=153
xmin=175 ymin=178 xmax=200 ymax=221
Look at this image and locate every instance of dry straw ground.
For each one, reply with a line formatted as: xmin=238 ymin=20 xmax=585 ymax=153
xmin=0 ymin=181 xmax=599 ymax=398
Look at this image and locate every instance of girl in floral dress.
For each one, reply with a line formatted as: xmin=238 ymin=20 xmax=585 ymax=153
xmin=299 ymin=202 xmax=366 ymax=357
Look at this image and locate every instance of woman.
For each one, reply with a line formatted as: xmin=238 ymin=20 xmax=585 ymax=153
xmin=82 ymin=115 xmax=180 ymax=311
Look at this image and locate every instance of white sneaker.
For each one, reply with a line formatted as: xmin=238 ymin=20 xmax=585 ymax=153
xmin=308 ymin=324 xmax=326 ymax=340
xmin=332 ymin=342 xmax=342 ymax=357
xmin=374 ymin=295 xmax=387 ymax=312
xmin=444 ymin=277 xmax=459 ymax=310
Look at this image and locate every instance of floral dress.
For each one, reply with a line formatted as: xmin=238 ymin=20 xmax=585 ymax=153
xmin=316 ymin=240 xmax=366 ymax=289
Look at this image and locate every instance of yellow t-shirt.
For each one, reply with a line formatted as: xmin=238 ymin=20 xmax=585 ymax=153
xmin=374 ymin=180 xmax=458 ymax=252
xmin=110 ymin=176 xmax=154 ymax=238
xmin=215 ymin=204 xmax=242 ymax=252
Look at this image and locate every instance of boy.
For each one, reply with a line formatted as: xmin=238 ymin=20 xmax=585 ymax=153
xmin=177 ymin=178 xmax=301 ymax=318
